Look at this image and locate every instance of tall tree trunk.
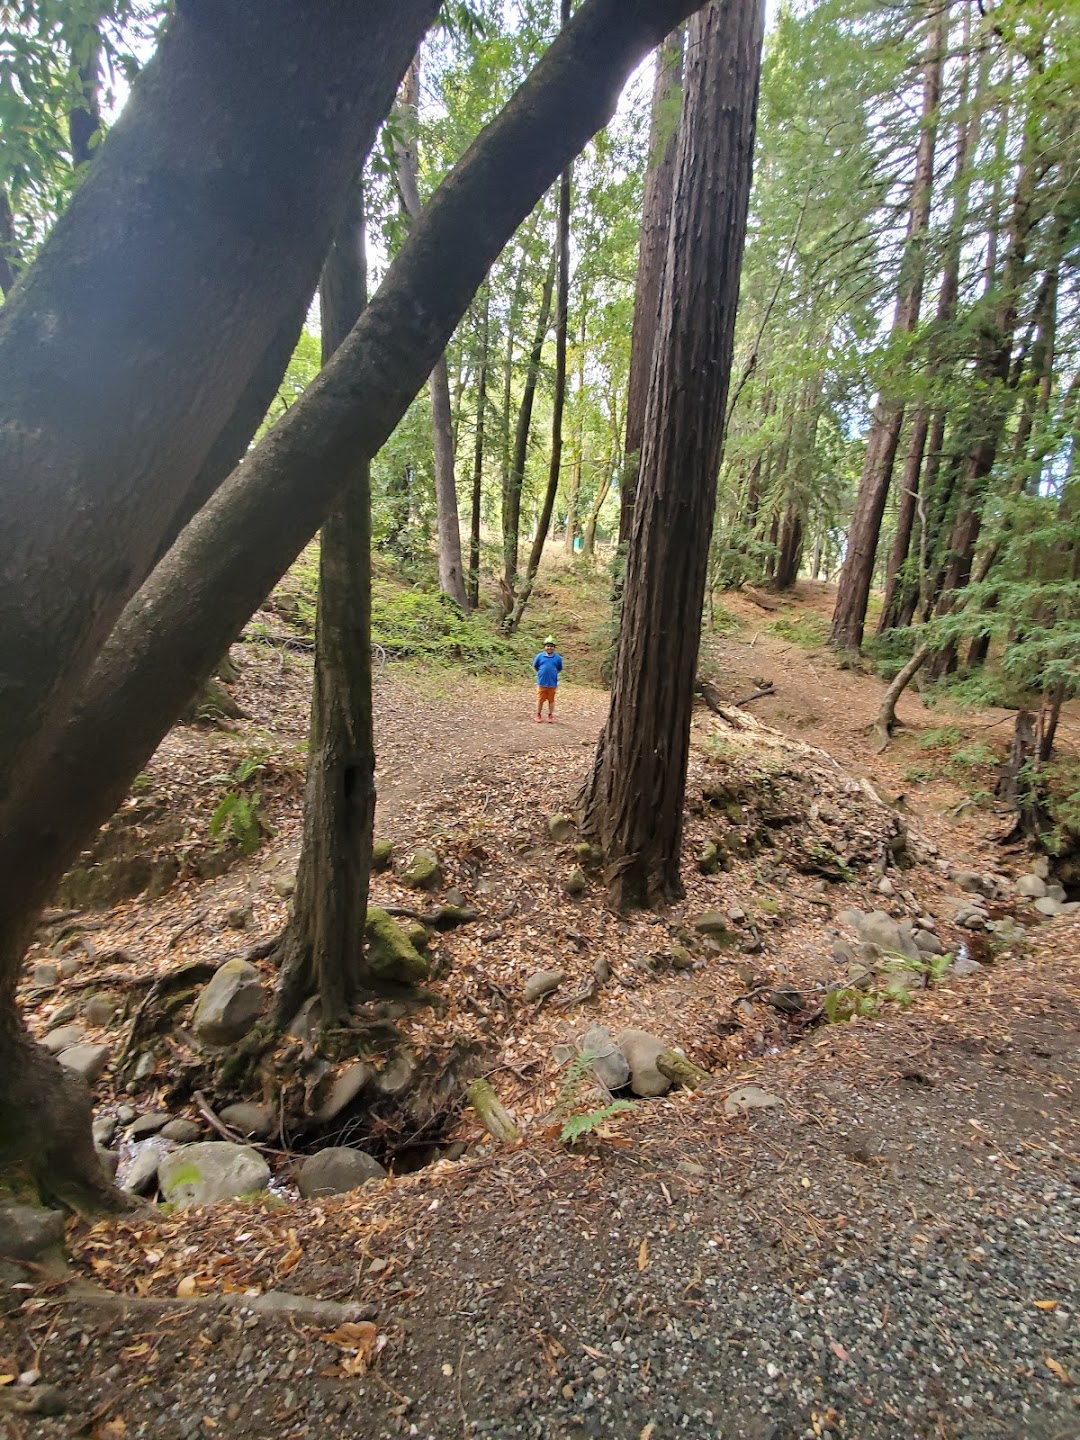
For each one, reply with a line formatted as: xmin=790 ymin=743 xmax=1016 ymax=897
xmin=0 ymin=0 xmax=712 ymax=1197
xmin=498 ymin=218 xmax=538 ymax=522
xmin=619 ymin=25 xmax=685 ymax=551
xmin=0 ymin=0 xmax=439 ymax=803
xmin=0 ymin=189 xmax=20 ymax=297
xmin=502 ymin=245 xmax=556 ymax=611
xmin=881 ymin=11 xmax=981 ymax=635
xmin=505 ymin=46 xmax=572 ymax=634
xmin=393 ymin=59 xmax=468 ymax=608
xmin=468 ymin=291 xmax=490 ymax=609
xmin=773 ymin=502 xmax=803 ymax=590
xmin=829 ymin=5 xmax=945 ymax=653
xmin=68 ymin=21 xmax=102 ymax=168
xmin=581 ymin=0 xmax=764 ymax=909
xmin=274 ymin=180 xmax=375 ymax=1027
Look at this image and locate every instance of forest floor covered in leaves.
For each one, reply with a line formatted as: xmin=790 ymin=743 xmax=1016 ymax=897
xmin=4 ymin=578 xmax=1079 ymax=1440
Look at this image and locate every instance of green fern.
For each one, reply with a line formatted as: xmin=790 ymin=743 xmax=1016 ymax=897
xmin=555 ymin=1049 xmax=599 ymax=1118
xmin=560 ymin=1101 xmax=635 ymax=1146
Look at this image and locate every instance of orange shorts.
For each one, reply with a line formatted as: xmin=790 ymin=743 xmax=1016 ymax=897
xmin=537 ymin=686 xmax=557 ymax=705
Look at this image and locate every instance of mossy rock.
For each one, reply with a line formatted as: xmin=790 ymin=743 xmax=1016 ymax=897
xmin=365 ymin=908 xmax=430 ymax=984
xmin=406 ymin=922 xmax=429 ymax=951
xmin=399 ymin=848 xmax=442 ymax=890
xmin=564 ymin=867 xmax=587 ymax=898
xmin=371 ymin=840 xmax=394 ymax=872
xmin=548 ymin=814 xmax=575 ymax=843
xmin=698 ymin=840 xmax=722 ymax=875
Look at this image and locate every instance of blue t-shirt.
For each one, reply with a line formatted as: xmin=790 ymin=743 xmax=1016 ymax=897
xmin=533 ymin=651 xmax=563 ymax=687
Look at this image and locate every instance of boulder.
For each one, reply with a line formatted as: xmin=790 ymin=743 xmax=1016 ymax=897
xmin=548 ymin=814 xmax=575 ymax=843
xmin=273 ymin=873 xmax=296 ymax=898
xmin=97 ymin=1146 xmax=120 ymax=1178
xmin=913 ymin=928 xmax=945 ymax=956
xmin=57 ymin=1043 xmax=110 ymax=1083
xmin=616 ymin=1029 xmax=672 ymax=1098
xmin=949 ymin=869 xmax=990 ymax=895
xmin=191 ymin=959 xmax=265 ymax=1047
xmin=399 ymin=848 xmax=442 ymax=890
xmin=876 ymin=876 xmax=895 ymax=897
xmin=158 ymin=1142 xmax=270 ymax=1209
xmin=220 ymin=1103 xmax=275 ymax=1139
xmin=0 ymin=1204 xmax=65 ymax=1261
xmin=1016 ymin=873 xmax=1047 ymax=899
xmin=1030 ymin=856 xmax=1050 ymax=880
xmin=92 ymin=1115 xmax=116 ymax=1146
xmin=83 ymin=995 xmax=119 ymax=1028
xmin=40 ymin=1025 xmax=86 ymax=1056
xmin=285 ymin=994 xmax=322 ymax=1042
xmin=1034 ymin=895 xmax=1062 ymax=918
xmin=582 ymin=1023 xmax=630 ymax=1091
xmin=371 ymin=839 xmax=394 ymax=871
xmin=523 ymin=969 xmax=565 ymax=1003
xmin=723 ymin=1085 xmax=781 ymax=1117
xmin=365 ymin=908 xmax=430 ymax=984
xmin=296 ymin=1148 xmax=386 ymax=1199
xmin=837 ymin=908 xmax=919 ymax=961
xmin=122 ymin=1140 xmax=168 ymax=1196
xmin=160 ymin=1119 xmax=202 ymax=1144
xmin=315 ymin=1062 xmax=375 ymax=1124
xmin=31 ymin=962 xmax=59 ymax=989
xmin=374 ymin=1053 xmax=415 ymax=1098
xmin=950 ymin=953 xmax=983 ymax=978
xmin=128 ymin=1112 xmax=170 ymax=1139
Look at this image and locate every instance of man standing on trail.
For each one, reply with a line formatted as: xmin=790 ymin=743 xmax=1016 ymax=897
xmin=533 ymin=635 xmax=563 ymax=724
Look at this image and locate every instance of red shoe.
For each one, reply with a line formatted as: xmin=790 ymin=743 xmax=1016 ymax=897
xmin=547 ymin=714 xmax=555 ymax=723
xmin=535 ymin=714 xmax=543 ymax=723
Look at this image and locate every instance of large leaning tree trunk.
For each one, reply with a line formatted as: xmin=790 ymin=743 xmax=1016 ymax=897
xmin=0 ymin=0 xmax=712 ymax=1198
xmin=618 ymin=24 xmax=685 ymax=551
xmin=274 ymin=179 xmax=375 ymax=1028
xmin=0 ymin=0 xmax=440 ymax=805
xmin=581 ymin=0 xmax=765 ymax=909
xmin=392 ymin=55 xmax=469 ymax=608
xmin=828 ymin=4 xmax=945 ymax=654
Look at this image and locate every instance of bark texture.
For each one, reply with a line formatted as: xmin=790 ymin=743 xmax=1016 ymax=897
xmin=0 ymin=0 xmax=711 ymax=973
xmin=581 ymin=0 xmax=765 ymax=908
xmin=468 ymin=293 xmax=490 ymax=609
xmin=0 ymin=0 xmax=439 ymax=806
xmin=274 ymin=179 xmax=375 ymax=1027
xmin=619 ymin=26 xmax=684 ymax=549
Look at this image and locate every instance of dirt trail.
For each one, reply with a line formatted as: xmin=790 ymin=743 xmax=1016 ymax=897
xmin=6 ymin=592 xmax=1079 ymax=1440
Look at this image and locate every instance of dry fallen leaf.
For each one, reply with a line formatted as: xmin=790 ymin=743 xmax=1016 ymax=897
xmin=175 ymin=1275 xmax=199 ymax=1299
xmin=637 ymin=1239 xmax=648 ymax=1271
xmin=640 ymin=1424 xmax=655 ymax=1440
xmin=1035 ymin=1300 xmax=1059 ymax=1311
xmin=319 ymin=1320 xmax=378 ymax=1362
xmin=1045 ymin=1356 xmax=1072 ymax=1385
xmin=0 ymin=1376 xmax=15 ymax=1387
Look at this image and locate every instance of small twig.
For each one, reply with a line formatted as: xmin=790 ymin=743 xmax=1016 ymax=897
xmin=192 ymin=1089 xmax=247 ymax=1144
xmin=167 ymin=908 xmax=208 ymax=950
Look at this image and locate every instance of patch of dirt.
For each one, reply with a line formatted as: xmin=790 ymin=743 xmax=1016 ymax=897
xmin=7 ymin=585 xmax=1080 ymax=1440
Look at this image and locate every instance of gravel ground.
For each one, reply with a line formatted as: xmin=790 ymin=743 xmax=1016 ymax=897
xmin=7 ymin=937 xmax=1078 ymax=1440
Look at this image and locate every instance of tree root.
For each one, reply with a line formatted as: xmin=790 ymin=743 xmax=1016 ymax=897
xmin=466 ymin=1079 xmax=519 ymax=1142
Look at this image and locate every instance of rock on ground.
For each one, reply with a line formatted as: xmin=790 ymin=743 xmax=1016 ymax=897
xmin=616 ymin=1029 xmax=672 ymax=1097
xmin=219 ymin=1103 xmax=275 ymax=1139
xmin=157 ymin=1142 xmax=270 ymax=1209
xmin=314 ymin=1061 xmax=375 ymax=1124
xmin=296 ymin=1147 xmax=387 ymax=1199
xmin=0 ymin=1204 xmax=65 ymax=1261
xmin=57 ymin=1043 xmax=110 ymax=1082
xmin=524 ymin=969 xmax=566 ymax=1003
xmin=365 ymin=908 xmax=430 ymax=983
xmin=582 ymin=1023 xmax=630 ymax=1091
xmin=191 ymin=959 xmax=266 ymax=1047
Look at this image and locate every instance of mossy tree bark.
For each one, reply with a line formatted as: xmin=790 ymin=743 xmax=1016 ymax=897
xmin=0 ymin=0 xmax=709 ymax=1194
xmin=274 ymin=180 xmax=375 ymax=1028
xmin=581 ymin=0 xmax=765 ymax=908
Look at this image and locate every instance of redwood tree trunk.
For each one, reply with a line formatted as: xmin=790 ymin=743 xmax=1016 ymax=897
xmin=274 ymin=179 xmax=375 ymax=1028
xmin=393 ymin=59 xmax=469 ymax=608
xmin=0 ymin=0 xmax=439 ymax=804
xmin=828 ymin=8 xmax=945 ymax=653
xmin=581 ymin=0 xmax=764 ymax=909
xmin=619 ymin=25 xmax=684 ymax=551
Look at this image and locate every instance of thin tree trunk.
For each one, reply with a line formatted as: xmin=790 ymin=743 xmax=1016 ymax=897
xmin=0 ymin=189 xmax=20 ymax=297
xmin=393 ymin=59 xmax=468 ymax=608
xmin=773 ymin=502 xmax=803 ymax=590
xmin=273 ymin=180 xmax=375 ymax=1027
xmin=581 ymin=0 xmax=765 ymax=909
xmin=874 ymin=642 xmax=931 ymax=750
xmin=829 ymin=6 xmax=945 ymax=653
xmin=468 ymin=292 xmax=490 ymax=609
xmin=68 ymin=22 xmax=102 ymax=168
xmin=505 ymin=47 xmax=572 ymax=634
xmin=584 ymin=440 xmax=616 ymax=556
xmin=619 ymin=25 xmax=684 ymax=551
xmin=0 ymin=0 xmax=439 ymax=803
xmin=502 ymin=244 xmax=556 ymax=610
